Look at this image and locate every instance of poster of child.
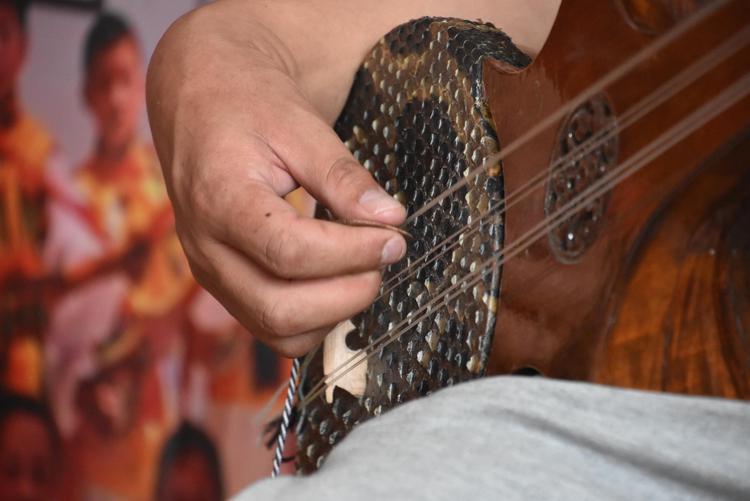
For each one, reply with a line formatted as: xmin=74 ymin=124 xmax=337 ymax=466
xmin=1 ymin=0 xmax=295 ymax=497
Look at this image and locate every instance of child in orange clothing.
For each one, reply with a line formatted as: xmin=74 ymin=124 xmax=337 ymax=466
xmin=54 ymin=13 xmax=193 ymax=500
xmin=0 ymin=0 xmax=65 ymax=398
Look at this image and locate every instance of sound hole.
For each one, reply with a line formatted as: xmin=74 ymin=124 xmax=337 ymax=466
xmin=512 ymin=366 xmax=543 ymax=376
xmin=545 ymin=94 xmax=619 ymax=263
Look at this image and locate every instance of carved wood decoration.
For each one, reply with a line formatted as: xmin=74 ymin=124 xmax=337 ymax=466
xmin=545 ymin=94 xmax=619 ymax=263
xmin=484 ymin=0 xmax=750 ymax=396
xmin=294 ymin=0 xmax=750 ymax=472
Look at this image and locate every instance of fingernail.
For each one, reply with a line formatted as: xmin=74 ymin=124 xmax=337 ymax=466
xmin=359 ymin=189 xmax=403 ymax=217
xmin=381 ymin=236 xmax=406 ymax=264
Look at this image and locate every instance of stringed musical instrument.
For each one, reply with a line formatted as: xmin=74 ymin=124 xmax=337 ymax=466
xmin=272 ymin=0 xmax=750 ymax=474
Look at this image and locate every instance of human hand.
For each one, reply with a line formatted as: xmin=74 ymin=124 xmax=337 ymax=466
xmin=146 ymin=3 xmax=407 ymax=357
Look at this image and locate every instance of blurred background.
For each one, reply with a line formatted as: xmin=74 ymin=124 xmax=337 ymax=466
xmin=1 ymin=1 xmax=293 ymax=499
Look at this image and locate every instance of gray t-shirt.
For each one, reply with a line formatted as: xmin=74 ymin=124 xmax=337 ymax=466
xmin=236 ymin=376 xmax=750 ymax=500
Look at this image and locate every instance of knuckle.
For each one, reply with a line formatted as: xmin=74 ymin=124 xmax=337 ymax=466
xmin=188 ymin=169 xmax=219 ymax=221
xmin=258 ymin=299 xmax=294 ymax=337
xmin=183 ymin=251 xmax=214 ymax=292
xmin=177 ymin=233 xmax=223 ymax=295
xmin=181 ymin=157 xmax=233 ymax=226
xmin=173 ymin=221 xmax=195 ymax=256
xmin=324 ymin=157 xmax=364 ymax=191
xmin=188 ymin=264 xmax=212 ymax=294
xmin=262 ymin=224 xmax=305 ymax=278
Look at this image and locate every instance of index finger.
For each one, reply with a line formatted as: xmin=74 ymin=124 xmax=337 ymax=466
xmin=213 ymin=180 xmax=406 ymax=280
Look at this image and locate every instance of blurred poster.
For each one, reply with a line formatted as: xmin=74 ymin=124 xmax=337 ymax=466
xmin=0 ymin=1 xmax=290 ymax=499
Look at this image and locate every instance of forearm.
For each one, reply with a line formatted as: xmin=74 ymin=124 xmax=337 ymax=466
xmin=149 ymin=0 xmax=553 ymax=126
xmin=144 ymin=0 xmax=557 ymax=356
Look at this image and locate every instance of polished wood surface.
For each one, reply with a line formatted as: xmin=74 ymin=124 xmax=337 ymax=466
xmin=483 ymin=0 xmax=750 ymax=397
xmin=593 ymin=138 xmax=750 ymax=397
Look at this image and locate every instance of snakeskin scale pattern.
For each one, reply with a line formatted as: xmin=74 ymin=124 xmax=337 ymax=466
xmin=296 ymin=17 xmax=531 ymax=473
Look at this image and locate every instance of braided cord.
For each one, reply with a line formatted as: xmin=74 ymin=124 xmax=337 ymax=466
xmin=271 ymin=358 xmax=300 ymax=477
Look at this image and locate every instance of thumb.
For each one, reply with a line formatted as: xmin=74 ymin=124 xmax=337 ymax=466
xmin=270 ymin=106 xmax=406 ymax=226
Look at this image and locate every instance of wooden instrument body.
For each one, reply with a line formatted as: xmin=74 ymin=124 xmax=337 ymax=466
xmin=484 ymin=0 xmax=750 ymax=397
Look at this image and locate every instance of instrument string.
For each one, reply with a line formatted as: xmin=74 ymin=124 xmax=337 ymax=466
xmin=303 ymin=20 xmax=750 ymax=406
xmin=372 ymin=24 xmax=749 ymax=309
xmin=300 ymin=73 xmax=750 ymax=409
xmin=405 ymin=0 xmax=727 ymax=225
